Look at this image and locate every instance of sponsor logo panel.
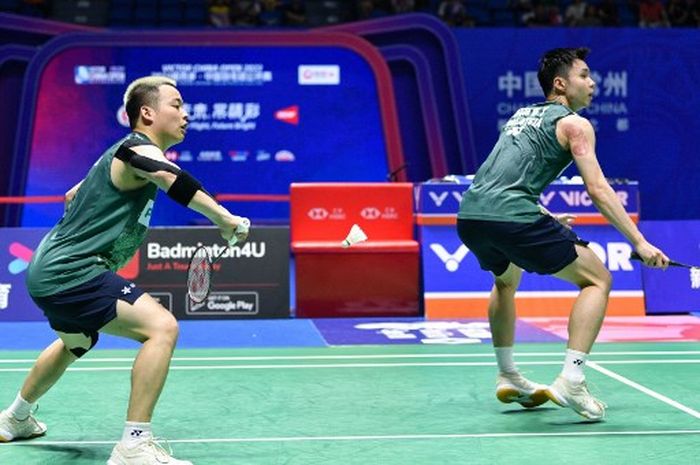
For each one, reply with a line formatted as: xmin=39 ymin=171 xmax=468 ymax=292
xmin=187 ymin=292 xmax=259 ymax=316
xmin=74 ymin=65 xmax=125 ymax=85
xmin=275 ymin=105 xmax=299 ymax=125
xmin=298 ymin=65 xmax=340 ymax=85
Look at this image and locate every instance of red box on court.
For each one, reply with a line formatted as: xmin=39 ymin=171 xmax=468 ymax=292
xmin=291 ymin=183 xmax=420 ymax=317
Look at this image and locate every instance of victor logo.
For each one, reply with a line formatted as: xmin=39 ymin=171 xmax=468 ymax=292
xmin=430 ymin=244 xmax=469 ymax=272
xmin=428 ymin=191 xmax=463 ymax=207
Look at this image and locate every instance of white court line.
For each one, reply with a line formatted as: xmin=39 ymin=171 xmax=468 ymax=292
xmin=0 ymin=361 xmax=542 ymax=372
xmin=2 ymin=359 xmax=700 ymax=372
xmin=2 ymin=350 xmax=700 ymax=364
xmin=588 ymin=361 xmax=700 ymax=420
xmin=2 ymin=429 xmax=700 ymax=447
xmin=426 ymin=290 xmax=643 ymax=298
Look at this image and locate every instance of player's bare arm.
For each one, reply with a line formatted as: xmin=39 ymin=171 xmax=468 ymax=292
xmin=557 ymin=115 xmax=668 ymax=268
xmin=111 ymin=144 xmax=248 ymax=243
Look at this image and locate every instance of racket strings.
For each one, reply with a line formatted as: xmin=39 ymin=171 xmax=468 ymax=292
xmin=188 ymin=247 xmax=212 ymax=303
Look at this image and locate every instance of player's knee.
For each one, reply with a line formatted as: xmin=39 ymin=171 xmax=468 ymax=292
xmin=494 ymin=277 xmax=518 ymax=293
xmin=155 ymin=314 xmax=179 ymax=345
xmin=57 ymin=331 xmax=98 ymax=358
xmin=494 ymin=265 xmax=521 ymax=292
xmin=583 ymin=266 xmax=612 ymax=293
xmin=598 ymin=268 xmax=612 ymax=292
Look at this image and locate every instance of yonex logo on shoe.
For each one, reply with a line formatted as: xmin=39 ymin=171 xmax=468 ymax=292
xmin=573 ymin=359 xmax=583 ymax=366
xmin=130 ymin=429 xmax=143 ymax=437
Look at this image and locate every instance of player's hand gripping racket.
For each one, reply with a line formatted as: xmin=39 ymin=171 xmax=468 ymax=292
xmin=630 ymin=251 xmax=699 ymax=269
xmin=187 ymin=218 xmax=250 ymax=303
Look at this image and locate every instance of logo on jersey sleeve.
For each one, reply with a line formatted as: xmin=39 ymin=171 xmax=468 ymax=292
xmin=138 ymin=199 xmax=154 ymax=227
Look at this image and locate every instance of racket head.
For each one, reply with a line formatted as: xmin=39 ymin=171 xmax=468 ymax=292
xmin=187 ymin=245 xmax=213 ymax=303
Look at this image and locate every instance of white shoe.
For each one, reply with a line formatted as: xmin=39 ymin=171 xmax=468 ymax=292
xmin=495 ymin=371 xmax=549 ymax=408
xmin=0 ymin=409 xmax=47 ymax=442
xmin=546 ymin=375 xmax=607 ymax=421
xmin=107 ymin=438 xmax=193 ymax=465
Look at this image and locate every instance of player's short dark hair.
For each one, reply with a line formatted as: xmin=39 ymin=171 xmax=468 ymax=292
xmin=123 ymin=76 xmax=177 ymax=129
xmin=537 ymin=47 xmax=590 ymax=97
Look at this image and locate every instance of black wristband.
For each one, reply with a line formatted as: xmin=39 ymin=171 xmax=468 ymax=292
xmin=167 ymin=170 xmax=202 ymax=206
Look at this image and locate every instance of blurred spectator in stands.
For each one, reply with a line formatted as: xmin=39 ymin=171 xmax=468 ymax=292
xmin=522 ymin=0 xmax=561 ymax=25
xmin=638 ymin=0 xmax=670 ymax=26
xmin=19 ymin=0 xmax=49 ymax=17
xmin=391 ymin=0 xmax=416 ymax=13
xmin=597 ymin=0 xmax=620 ymax=25
xmin=513 ymin=0 xmax=536 ymax=26
xmin=283 ymin=0 xmax=307 ymax=26
xmin=258 ymin=0 xmax=283 ymax=26
xmin=437 ymin=0 xmax=475 ymax=26
xmin=356 ymin=0 xmax=373 ymax=20
xmin=578 ymin=3 xmax=603 ymax=25
xmin=413 ymin=0 xmax=432 ymax=11
xmin=209 ymin=0 xmax=232 ymax=27
xmin=564 ymin=0 xmax=587 ymax=25
xmin=666 ymin=0 xmax=689 ymax=25
xmin=356 ymin=0 xmax=391 ymax=20
xmin=230 ymin=0 xmax=261 ymax=26
xmin=688 ymin=0 xmax=700 ymax=25
xmin=511 ymin=0 xmax=534 ymax=17
xmin=549 ymin=3 xmax=563 ymax=24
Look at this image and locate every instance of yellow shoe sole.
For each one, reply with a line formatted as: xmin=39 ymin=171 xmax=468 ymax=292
xmin=497 ymin=387 xmax=550 ymax=408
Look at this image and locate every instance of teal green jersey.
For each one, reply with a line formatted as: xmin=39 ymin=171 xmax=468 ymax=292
xmin=458 ymin=102 xmax=576 ymax=223
xmin=26 ymin=133 xmax=158 ymax=297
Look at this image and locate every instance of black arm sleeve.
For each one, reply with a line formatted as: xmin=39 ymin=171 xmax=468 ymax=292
xmin=114 ymin=145 xmax=207 ymax=206
xmin=114 ymin=145 xmax=180 ymax=175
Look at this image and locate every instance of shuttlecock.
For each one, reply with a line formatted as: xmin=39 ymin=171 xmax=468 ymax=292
xmin=229 ymin=217 xmax=251 ymax=246
xmin=342 ymin=224 xmax=368 ymax=248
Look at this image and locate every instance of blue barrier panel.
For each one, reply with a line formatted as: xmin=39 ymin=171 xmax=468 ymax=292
xmin=640 ymin=220 xmax=700 ymax=314
xmin=419 ymin=223 xmax=644 ymax=318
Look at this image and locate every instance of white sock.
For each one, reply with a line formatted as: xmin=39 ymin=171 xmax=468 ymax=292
xmin=561 ymin=349 xmax=588 ymax=383
xmin=494 ymin=346 xmax=517 ymax=374
xmin=7 ymin=392 xmax=34 ymax=420
xmin=122 ymin=421 xmax=152 ymax=447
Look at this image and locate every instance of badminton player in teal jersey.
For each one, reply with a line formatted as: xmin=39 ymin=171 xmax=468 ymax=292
xmin=0 ymin=76 xmax=249 ymax=464
xmin=457 ymin=48 xmax=669 ymax=421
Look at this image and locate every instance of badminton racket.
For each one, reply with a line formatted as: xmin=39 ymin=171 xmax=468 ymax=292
xmin=187 ymin=218 xmax=250 ymax=303
xmin=630 ymin=251 xmax=698 ymax=269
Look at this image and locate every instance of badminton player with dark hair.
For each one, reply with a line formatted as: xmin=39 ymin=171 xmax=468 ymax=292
xmin=0 ymin=76 xmax=249 ymax=464
xmin=457 ymin=47 xmax=669 ymax=421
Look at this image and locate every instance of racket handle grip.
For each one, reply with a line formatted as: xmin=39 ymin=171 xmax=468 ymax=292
xmin=228 ymin=217 xmax=251 ymax=246
xmin=630 ymin=251 xmax=693 ymax=269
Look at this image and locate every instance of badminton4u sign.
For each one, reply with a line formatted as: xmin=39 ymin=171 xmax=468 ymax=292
xmin=130 ymin=227 xmax=290 ymax=320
